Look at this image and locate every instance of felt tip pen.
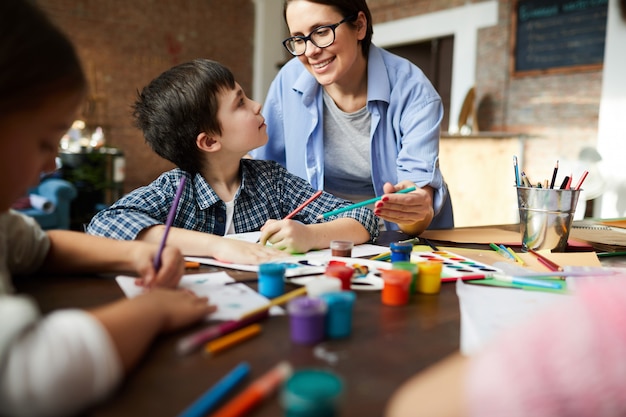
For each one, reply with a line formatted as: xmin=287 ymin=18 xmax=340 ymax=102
xmin=316 ymin=186 xmax=416 ymax=220
xmin=211 ymin=361 xmax=293 ymax=417
xmin=489 ymin=243 xmax=515 ymax=261
xmin=176 ymin=362 xmax=250 ymax=417
xmin=176 ymin=310 xmax=269 ymax=356
xmin=493 ymin=275 xmax=563 ymax=290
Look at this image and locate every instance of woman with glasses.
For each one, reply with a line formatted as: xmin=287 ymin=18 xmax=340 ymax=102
xmin=251 ymin=0 xmax=454 ymax=235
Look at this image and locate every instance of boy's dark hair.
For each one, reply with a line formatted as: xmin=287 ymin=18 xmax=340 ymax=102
xmin=283 ymin=0 xmax=373 ymax=58
xmin=132 ymin=59 xmax=236 ymax=174
xmin=0 ymin=0 xmax=86 ymax=114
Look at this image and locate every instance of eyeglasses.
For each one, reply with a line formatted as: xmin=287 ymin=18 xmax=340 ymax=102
xmin=282 ymin=15 xmax=356 ymax=56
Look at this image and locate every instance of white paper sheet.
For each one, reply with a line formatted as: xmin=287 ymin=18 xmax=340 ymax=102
xmin=116 ymin=272 xmax=283 ymax=321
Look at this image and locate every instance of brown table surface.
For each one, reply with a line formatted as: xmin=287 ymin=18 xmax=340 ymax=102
xmin=14 ymin=228 xmax=618 ymax=416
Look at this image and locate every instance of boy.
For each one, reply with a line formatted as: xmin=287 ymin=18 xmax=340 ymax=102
xmin=87 ymin=59 xmax=378 ymax=263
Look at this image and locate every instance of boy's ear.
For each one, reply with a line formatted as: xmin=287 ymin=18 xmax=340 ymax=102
xmin=196 ymin=131 xmax=221 ymax=152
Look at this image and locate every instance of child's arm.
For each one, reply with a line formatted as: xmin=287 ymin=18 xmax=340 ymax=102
xmin=138 ymin=225 xmax=286 ymax=263
xmin=259 ymin=217 xmax=371 ymax=253
xmin=43 ymin=230 xmax=184 ymax=288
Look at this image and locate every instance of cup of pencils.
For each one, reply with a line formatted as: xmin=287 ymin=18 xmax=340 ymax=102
xmin=516 ymin=186 xmax=581 ymax=252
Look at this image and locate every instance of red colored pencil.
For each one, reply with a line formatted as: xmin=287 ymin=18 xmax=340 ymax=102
xmin=527 ymin=248 xmax=563 ymax=273
xmin=285 ymin=190 xmax=323 ymax=219
xmin=574 ymin=170 xmax=589 ymax=191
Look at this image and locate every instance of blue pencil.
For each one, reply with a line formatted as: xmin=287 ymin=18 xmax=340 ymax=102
xmin=316 ymin=186 xmax=417 ymax=220
xmin=177 ymin=362 xmax=250 ymax=417
xmin=154 ymin=176 xmax=186 ymax=270
xmin=513 ymin=156 xmax=520 ymax=186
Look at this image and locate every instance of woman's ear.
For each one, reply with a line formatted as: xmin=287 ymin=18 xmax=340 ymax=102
xmin=356 ymin=11 xmax=367 ymax=39
xmin=196 ymin=131 xmax=221 ymax=152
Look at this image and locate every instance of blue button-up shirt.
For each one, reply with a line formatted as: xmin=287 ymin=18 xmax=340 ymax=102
xmin=87 ymin=160 xmax=379 ymax=241
xmin=252 ymin=44 xmax=453 ymax=230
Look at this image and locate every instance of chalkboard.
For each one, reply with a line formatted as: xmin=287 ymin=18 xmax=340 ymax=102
xmin=511 ymin=0 xmax=608 ymax=76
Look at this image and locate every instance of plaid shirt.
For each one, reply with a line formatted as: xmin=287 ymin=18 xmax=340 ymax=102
xmin=87 ymin=159 xmax=379 ymax=241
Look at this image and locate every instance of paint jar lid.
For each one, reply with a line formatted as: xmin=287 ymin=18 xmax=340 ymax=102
xmin=281 ymin=369 xmax=344 ymax=415
xmin=259 ymin=262 xmax=287 ymax=276
xmin=319 ymin=291 xmax=356 ymax=309
xmin=306 ymin=277 xmax=342 ymax=298
xmin=287 ymin=296 xmax=327 ymax=317
xmin=390 ymin=241 xmax=413 ymax=252
xmin=381 ymin=269 xmax=412 ymax=286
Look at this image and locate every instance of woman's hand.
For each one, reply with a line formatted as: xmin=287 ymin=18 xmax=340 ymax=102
xmin=374 ymin=181 xmax=434 ymax=235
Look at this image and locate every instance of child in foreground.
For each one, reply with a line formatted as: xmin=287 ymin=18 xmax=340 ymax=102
xmin=0 ymin=1 xmax=215 ymax=416
xmin=87 ymin=59 xmax=378 ymax=262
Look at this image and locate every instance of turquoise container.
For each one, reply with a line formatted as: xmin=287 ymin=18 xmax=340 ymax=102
xmin=281 ymin=369 xmax=344 ymax=417
xmin=319 ymin=291 xmax=356 ymax=339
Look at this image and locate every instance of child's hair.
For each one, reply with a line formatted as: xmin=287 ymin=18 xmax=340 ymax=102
xmin=132 ymin=59 xmax=236 ymax=174
xmin=0 ymin=0 xmax=86 ymax=115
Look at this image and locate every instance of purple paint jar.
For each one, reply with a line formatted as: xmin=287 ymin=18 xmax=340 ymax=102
xmin=287 ymin=296 xmax=327 ymax=345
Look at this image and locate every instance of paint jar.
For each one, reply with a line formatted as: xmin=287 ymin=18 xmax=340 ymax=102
xmin=287 ymin=296 xmax=327 ymax=345
xmin=381 ymin=269 xmax=411 ymax=306
xmin=281 ymin=369 xmax=344 ymax=417
xmin=306 ymin=277 xmax=342 ymax=298
xmin=330 ymin=240 xmax=354 ymax=257
xmin=416 ymin=260 xmax=443 ymax=294
xmin=258 ymin=263 xmax=286 ymax=298
xmin=392 ymin=261 xmax=418 ymax=294
xmin=319 ymin=291 xmax=356 ymax=339
xmin=390 ymin=241 xmax=413 ymax=263
xmin=324 ymin=265 xmax=354 ymax=291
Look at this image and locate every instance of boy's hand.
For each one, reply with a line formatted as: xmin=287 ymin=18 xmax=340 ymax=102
xmin=212 ymin=238 xmax=286 ymax=264
xmin=259 ymin=219 xmax=311 ymax=254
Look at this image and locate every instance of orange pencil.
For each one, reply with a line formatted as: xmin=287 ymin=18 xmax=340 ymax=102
xmin=211 ymin=361 xmax=293 ymax=417
xmin=204 ymin=324 xmax=262 ymax=356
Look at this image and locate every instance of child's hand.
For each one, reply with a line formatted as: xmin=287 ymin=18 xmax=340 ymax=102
xmin=132 ymin=244 xmax=185 ymax=289
xmin=212 ymin=238 xmax=286 ymax=264
xmin=138 ymin=288 xmax=216 ymax=332
xmin=259 ymin=219 xmax=311 ymax=253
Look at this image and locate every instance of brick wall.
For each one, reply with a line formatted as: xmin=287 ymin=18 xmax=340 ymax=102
xmin=40 ymin=0 xmax=602 ymax=196
xmin=38 ymin=0 xmax=255 ymax=192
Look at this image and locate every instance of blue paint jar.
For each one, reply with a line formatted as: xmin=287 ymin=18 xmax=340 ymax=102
xmin=258 ymin=263 xmax=286 ymax=298
xmin=281 ymin=369 xmax=344 ymax=417
xmin=390 ymin=241 xmax=413 ymax=263
xmin=319 ymin=291 xmax=356 ymax=339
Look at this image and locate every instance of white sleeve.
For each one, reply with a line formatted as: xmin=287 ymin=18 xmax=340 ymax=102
xmin=0 ymin=308 xmax=123 ymax=417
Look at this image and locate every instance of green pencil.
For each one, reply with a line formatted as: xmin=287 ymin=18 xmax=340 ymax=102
xmin=316 ymin=186 xmax=417 ymax=220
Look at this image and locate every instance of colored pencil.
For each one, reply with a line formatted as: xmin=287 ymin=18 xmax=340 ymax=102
xmin=549 ymin=160 xmax=559 ymax=189
xmin=574 ymin=170 xmax=589 ymax=191
xmin=211 ymin=361 xmax=293 ymax=417
xmin=176 ymin=362 xmax=250 ymax=417
xmin=513 ymin=156 xmax=520 ymax=186
xmin=316 ymin=187 xmax=417 ymax=220
xmin=527 ymin=248 xmax=564 ymax=272
xmin=204 ymin=324 xmax=262 ymax=356
xmin=176 ymin=310 xmax=269 ymax=356
xmin=239 ymin=286 xmax=307 ymax=320
xmin=285 ymin=190 xmax=323 ymax=219
xmin=154 ymin=176 xmax=186 ymax=271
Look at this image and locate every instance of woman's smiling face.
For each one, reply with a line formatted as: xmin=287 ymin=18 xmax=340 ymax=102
xmin=285 ymin=1 xmax=366 ymax=87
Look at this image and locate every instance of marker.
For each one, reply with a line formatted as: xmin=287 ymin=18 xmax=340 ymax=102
xmin=211 ymin=361 xmax=293 ymax=417
xmin=316 ymin=187 xmax=417 ymax=220
xmin=505 ymin=246 xmax=526 ymax=265
xmin=176 ymin=362 xmax=250 ymax=417
xmin=204 ymin=324 xmax=262 ymax=357
xmin=493 ymin=274 xmax=563 ymax=290
xmin=489 ymin=243 xmax=515 ymax=261
xmin=176 ymin=310 xmax=269 ymax=356
xmin=154 ymin=176 xmax=186 ymax=271
xmin=498 ymin=244 xmax=516 ymax=261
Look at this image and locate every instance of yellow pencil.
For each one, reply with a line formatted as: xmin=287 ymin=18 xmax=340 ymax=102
xmin=239 ymin=286 xmax=307 ymax=320
xmin=204 ymin=324 xmax=262 ymax=356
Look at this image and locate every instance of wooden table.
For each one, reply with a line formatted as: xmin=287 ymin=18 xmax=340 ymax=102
xmin=13 ymin=231 xmax=465 ymax=416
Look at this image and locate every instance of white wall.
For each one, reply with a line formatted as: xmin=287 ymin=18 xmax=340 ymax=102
xmin=596 ymin=0 xmax=626 ymax=219
xmin=372 ymin=1 xmax=498 ymax=133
